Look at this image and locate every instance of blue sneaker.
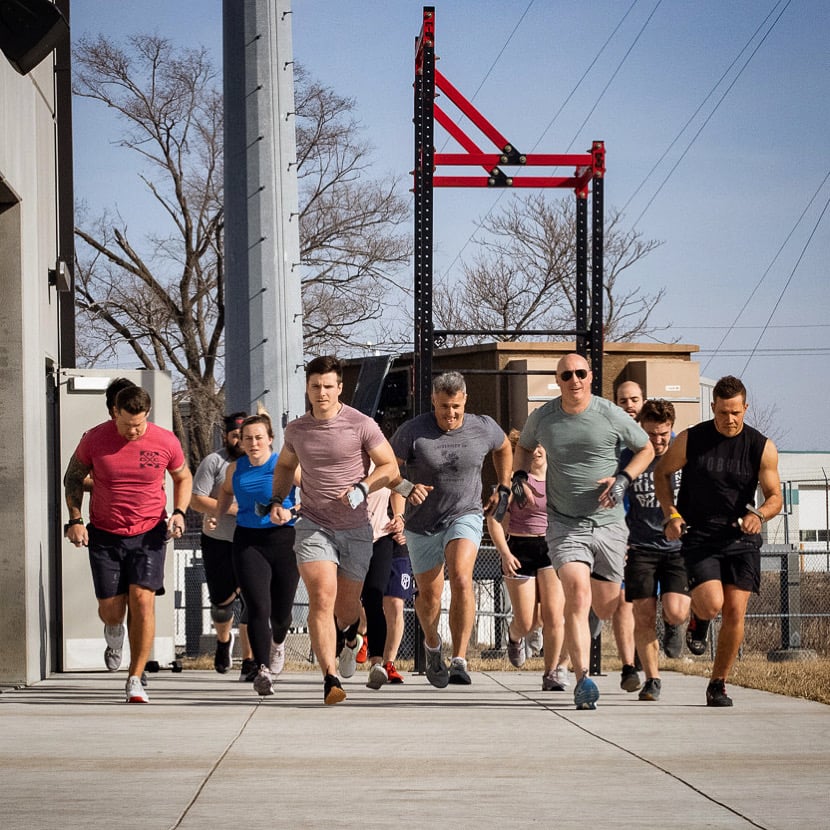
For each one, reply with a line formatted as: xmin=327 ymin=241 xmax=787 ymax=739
xmin=574 ymin=673 xmax=599 ymax=710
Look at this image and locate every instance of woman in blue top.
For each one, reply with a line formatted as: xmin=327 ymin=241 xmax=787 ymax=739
xmin=215 ymin=412 xmax=299 ymax=696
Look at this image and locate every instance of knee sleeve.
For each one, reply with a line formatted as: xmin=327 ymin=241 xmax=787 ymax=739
xmin=210 ymin=599 xmax=236 ymax=624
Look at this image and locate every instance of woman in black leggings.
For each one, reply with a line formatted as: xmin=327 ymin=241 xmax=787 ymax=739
xmin=215 ymin=412 xmax=299 ymax=696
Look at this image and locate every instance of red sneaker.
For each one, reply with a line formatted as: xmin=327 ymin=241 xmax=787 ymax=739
xmin=355 ymin=635 xmax=368 ymax=664
xmin=384 ymin=661 xmax=404 ymax=684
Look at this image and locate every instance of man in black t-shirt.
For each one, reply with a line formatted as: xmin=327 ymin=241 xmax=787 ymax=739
xmin=654 ymin=376 xmax=782 ymax=708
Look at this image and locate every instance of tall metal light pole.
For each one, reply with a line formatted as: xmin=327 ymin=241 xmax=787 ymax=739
xmin=223 ymin=0 xmax=305 ymax=446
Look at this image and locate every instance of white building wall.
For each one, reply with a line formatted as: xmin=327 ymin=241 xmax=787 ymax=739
xmin=0 ymin=55 xmax=63 ymax=684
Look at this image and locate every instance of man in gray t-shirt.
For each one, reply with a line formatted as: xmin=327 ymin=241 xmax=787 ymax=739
xmin=391 ymin=371 xmax=511 ymax=688
xmin=515 ymin=353 xmax=654 ymax=710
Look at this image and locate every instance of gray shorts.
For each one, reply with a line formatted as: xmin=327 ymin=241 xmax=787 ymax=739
xmin=546 ymin=519 xmax=628 ymax=584
xmin=293 ymin=518 xmax=373 ymax=583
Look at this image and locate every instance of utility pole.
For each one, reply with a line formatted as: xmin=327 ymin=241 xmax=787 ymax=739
xmin=223 ymin=0 xmax=304 ymax=445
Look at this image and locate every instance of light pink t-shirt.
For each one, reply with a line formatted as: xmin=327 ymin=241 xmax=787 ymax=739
xmin=284 ymin=404 xmax=386 ymax=530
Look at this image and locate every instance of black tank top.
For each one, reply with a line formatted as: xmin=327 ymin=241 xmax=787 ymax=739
xmin=677 ymin=420 xmax=767 ymax=545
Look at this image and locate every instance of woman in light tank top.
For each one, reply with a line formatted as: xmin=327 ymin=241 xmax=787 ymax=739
xmin=487 ymin=431 xmax=570 ymax=691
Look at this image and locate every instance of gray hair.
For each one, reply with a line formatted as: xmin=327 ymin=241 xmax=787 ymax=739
xmin=432 ymin=371 xmax=466 ymax=396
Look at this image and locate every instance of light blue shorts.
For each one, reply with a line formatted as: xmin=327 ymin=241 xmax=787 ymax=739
xmin=546 ymin=519 xmax=628 ymax=584
xmin=405 ymin=513 xmax=484 ymax=575
xmin=294 ymin=518 xmax=373 ymax=583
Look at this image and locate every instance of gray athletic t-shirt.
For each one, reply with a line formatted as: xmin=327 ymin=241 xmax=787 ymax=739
xmin=520 ymin=396 xmax=648 ymax=528
xmin=391 ymin=412 xmax=506 ymax=535
xmin=192 ymin=448 xmax=236 ymax=542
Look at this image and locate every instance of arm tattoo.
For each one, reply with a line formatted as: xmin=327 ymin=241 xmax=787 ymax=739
xmin=64 ymin=454 xmax=91 ymax=511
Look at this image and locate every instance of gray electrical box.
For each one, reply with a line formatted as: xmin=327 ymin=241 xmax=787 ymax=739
xmin=58 ymin=368 xmax=177 ymax=671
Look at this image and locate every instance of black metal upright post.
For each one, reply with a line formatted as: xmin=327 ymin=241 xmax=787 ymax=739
xmin=575 ymin=193 xmax=588 ymax=358
xmin=413 ymin=7 xmax=435 ymax=417
xmin=588 ymin=141 xmax=605 ymax=395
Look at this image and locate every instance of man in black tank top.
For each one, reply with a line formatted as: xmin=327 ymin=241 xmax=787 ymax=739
xmin=653 ymin=376 xmax=782 ymax=708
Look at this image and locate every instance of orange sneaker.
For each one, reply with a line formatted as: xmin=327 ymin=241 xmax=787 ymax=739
xmin=355 ymin=635 xmax=368 ymax=664
xmin=384 ymin=661 xmax=404 ymax=684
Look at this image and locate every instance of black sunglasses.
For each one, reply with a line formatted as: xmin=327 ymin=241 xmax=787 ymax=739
xmin=559 ymin=369 xmax=588 ymax=381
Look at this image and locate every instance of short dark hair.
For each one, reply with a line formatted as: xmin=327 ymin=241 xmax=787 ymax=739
xmin=115 ymin=385 xmax=151 ymax=415
xmin=105 ymin=377 xmax=136 ymax=414
xmin=713 ymin=375 xmax=746 ymax=403
xmin=638 ymin=398 xmax=675 ymax=426
xmin=223 ymin=411 xmax=248 ymax=433
xmin=305 ymin=355 xmax=343 ymax=382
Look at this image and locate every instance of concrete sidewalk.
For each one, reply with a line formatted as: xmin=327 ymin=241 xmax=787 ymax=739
xmin=1 ymin=668 xmax=827 ymax=829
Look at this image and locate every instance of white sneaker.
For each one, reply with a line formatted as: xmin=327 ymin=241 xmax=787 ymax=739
xmin=104 ymin=624 xmax=125 ymax=672
xmin=269 ymin=640 xmax=285 ymax=676
xmin=253 ymin=665 xmax=274 ymax=696
xmin=366 ymin=663 xmax=388 ymax=690
xmin=125 ymin=675 xmax=149 ymax=704
xmin=338 ymin=634 xmax=362 ymax=679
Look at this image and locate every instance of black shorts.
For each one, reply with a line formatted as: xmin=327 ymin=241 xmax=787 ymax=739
xmin=682 ymin=541 xmax=761 ymax=593
xmin=506 ymin=535 xmax=553 ymax=578
xmin=201 ymin=533 xmax=238 ymax=605
xmin=88 ymin=520 xmax=167 ymax=599
xmin=624 ymin=548 xmax=689 ymax=601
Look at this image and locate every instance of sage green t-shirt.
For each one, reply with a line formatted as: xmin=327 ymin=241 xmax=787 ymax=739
xmin=519 ymin=396 xmax=648 ymax=528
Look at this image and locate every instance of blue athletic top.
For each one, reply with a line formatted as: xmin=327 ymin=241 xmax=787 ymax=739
xmin=233 ymin=453 xmax=296 ymax=529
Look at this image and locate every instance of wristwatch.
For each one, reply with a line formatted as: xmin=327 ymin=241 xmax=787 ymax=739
xmin=64 ymin=517 xmax=84 ymax=534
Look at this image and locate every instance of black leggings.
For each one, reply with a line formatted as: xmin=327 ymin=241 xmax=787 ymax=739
xmin=361 ymin=535 xmax=395 ymax=660
xmin=232 ymin=524 xmax=299 ymax=668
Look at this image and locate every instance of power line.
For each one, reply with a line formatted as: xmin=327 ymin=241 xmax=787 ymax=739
xmin=631 ymin=0 xmax=793 ymax=227
xmin=701 ymin=167 xmax=830 ymax=374
xmin=622 ymin=0 xmax=787 ymax=215
xmin=740 ymin=192 xmax=830 ymax=374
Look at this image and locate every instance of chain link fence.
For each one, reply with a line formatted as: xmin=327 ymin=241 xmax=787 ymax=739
xmin=173 ymin=533 xmax=830 ymax=667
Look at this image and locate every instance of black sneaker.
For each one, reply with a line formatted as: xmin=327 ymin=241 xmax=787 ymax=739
xmin=214 ymin=632 xmax=234 ymax=674
xmin=323 ymin=674 xmax=346 ymax=705
xmin=662 ymin=622 xmax=684 ymax=658
xmin=620 ymin=663 xmax=641 ymax=692
xmin=706 ymin=678 xmax=733 ymax=707
xmin=686 ymin=616 xmax=710 ymax=656
xmin=239 ymin=657 xmax=258 ymax=682
xmin=639 ymin=677 xmax=662 ymax=701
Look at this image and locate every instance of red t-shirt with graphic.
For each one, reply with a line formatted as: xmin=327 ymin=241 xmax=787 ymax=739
xmin=76 ymin=420 xmax=185 ymax=536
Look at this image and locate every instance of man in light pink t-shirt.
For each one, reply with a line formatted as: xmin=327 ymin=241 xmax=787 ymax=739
xmin=268 ymin=355 xmax=400 ymax=705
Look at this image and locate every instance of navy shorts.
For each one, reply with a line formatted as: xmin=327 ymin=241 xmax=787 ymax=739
xmin=87 ymin=520 xmax=167 ymax=599
xmin=386 ymin=548 xmax=415 ymax=601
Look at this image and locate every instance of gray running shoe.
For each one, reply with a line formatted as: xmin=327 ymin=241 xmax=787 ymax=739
xmin=253 ymin=665 xmax=274 ymax=696
xmin=662 ymin=623 xmax=683 ymax=658
xmin=424 ymin=644 xmax=449 ymax=688
xmin=639 ymin=677 xmax=662 ymax=701
xmin=338 ymin=634 xmax=362 ymax=679
xmin=269 ymin=640 xmax=285 ymax=676
xmin=525 ymin=626 xmax=543 ymax=658
xmin=542 ymin=667 xmax=567 ymax=691
xmin=448 ymin=657 xmax=471 ymax=685
xmin=507 ymin=636 xmax=526 ymax=668
xmin=125 ymin=675 xmax=149 ymax=704
xmin=104 ymin=624 xmax=124 ymax=672
xmin=366 ymin=663 xmax=388 ymax=690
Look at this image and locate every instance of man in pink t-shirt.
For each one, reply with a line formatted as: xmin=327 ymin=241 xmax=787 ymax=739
xmin=64 ymin=385 xmax=192 ymax=704
xmin=268 ymin=355 xmax=400 ymax=705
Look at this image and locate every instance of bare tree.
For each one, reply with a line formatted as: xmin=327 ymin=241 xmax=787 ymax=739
xmin=434 ymin=193 xmax=666 ymax=346
xmin=73 ymin=37 xmax=410 ymax=464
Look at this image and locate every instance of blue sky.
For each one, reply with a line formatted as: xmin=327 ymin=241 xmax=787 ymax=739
xmin=70 ymin=1 xmax=830 ymax=450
